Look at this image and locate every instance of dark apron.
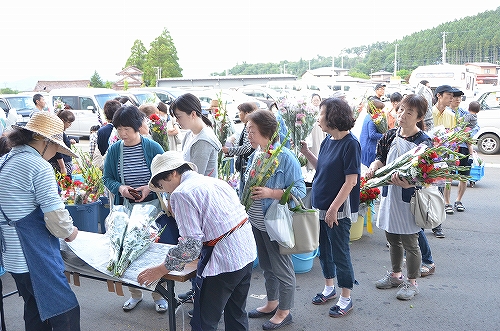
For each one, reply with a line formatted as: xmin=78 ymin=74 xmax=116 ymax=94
xmin=189 ymin=245 xmax=214 ymax=331
xmin=0 ymin=152 xmax=79 ymax=321
xmin=189 ymin=218 xmax=248 ymax=331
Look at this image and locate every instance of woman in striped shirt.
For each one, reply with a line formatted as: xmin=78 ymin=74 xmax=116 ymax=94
xmin=102 ymin=105 xmax=168 ymax=313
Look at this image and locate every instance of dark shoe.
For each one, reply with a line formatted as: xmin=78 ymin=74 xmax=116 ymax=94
xmin=432 ymin=226 xmax=445 ymax=238
xmin=454 ymin=201 xmax=465 ymax=212
xmin=445 ymin=204 xmax=454 ymax=215
xmin=178 ymin=289 xmax=194 ymax=303
xmin=312 ymin=289 xmax=337 ymax=305
xmin=187 ymin=309 xmax=193 ymax=318
xmin=262 ymin=313 xmax=293 ymax=330
xmin=420 ymin=263 xmax=436 ymax=277
xmin=329 ymin=301 xmax=353 ymax=318
xmin=248 ymin=307 xmax=278 ymax=318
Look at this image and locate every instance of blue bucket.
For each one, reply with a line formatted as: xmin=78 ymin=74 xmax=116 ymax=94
xmin=291 ymin=249 xmax=318 ymax=274
xmin=98 ymin=196 xmax=110 ymax=233
xmin=66 ymin=201 xmax=101 ymax=233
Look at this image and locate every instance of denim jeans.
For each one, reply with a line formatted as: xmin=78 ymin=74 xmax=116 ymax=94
xmin=418 ymin=229 xmax=434 ymax=265
xmin=318 ymin=217 xmax=357 ymax=289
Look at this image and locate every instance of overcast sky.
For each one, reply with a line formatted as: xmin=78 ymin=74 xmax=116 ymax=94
xmin=1 ymin=1 xmax=498 ymax=90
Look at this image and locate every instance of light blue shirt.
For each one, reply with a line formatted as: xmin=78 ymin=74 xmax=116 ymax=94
xmin=0 ymin=145 xmax=64 ymax=273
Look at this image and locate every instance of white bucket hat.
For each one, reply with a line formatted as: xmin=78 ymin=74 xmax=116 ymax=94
xmin=148 ymin=151 xmax=197 ymax=192
xmin=12 ymin=112 xmax=77 ymax=158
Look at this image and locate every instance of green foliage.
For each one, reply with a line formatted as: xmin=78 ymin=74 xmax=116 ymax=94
xmin=209 ymin=7 xmax=500 ymax=80
xmin=123 ymin=81 xmax=129 ymax=91
xmin=90 ymin=71 xmax=104 ymax=88
xmin=104 ymin=81 xmax=113 ymax=89
xmin=0 ymin=88 xmax=18 ymax=94
xmin=125 ymin=40 xmax=147 ymax=71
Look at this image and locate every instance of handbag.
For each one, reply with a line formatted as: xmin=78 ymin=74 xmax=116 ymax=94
xmin=410 ymin=186 xmax=446 ymax=229
xmin=264 ymin=199 xmax=295 ymax=249
xmin=279 ymin=195 xmax=320 ymax=255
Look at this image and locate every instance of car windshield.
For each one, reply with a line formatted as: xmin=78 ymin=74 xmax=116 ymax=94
xmin=133 ymin=93 xmax=156 ymax=105
xmin=95 ymin=93 xmax=121 ymax=108
xmin=6 ymin=96 xmax=35 ymax=110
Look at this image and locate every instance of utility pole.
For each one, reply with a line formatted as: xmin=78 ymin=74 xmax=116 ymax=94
xmin=442 ymin=32 xmax=447 ymax=64
xmin=394 ymin=44 xmax=398 ymax=77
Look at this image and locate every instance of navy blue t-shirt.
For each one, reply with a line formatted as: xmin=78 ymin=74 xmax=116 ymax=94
xmin=311 ymin=132 xmax=361 ymax=212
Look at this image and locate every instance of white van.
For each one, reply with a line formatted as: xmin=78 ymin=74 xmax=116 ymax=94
xmin=409 ymin=64 xmax=477 ymax=100
xmin=49 ymin=88 xmax=121 ymax=136
xmin=266 ymin=80 xmax=332 ymax=99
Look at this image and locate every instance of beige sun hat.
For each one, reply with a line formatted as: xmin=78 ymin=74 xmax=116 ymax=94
xmin=148 ymin=151 xmax=197 ymax=192
xmin=12 ymin=112 xmax=77 ymax=158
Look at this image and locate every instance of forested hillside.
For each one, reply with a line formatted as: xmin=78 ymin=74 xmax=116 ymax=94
xmin=214 ymin=7 xmax=500 ymax=78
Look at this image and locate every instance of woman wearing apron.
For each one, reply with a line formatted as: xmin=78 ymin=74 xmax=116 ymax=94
xmin=0 ymin=112 xmax=80 ymax=330
xmin=365 ymin=94 xmax=433 ymax=301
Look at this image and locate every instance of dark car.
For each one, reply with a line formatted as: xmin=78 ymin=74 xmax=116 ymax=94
xmin=0 ymin=94 xmax=37 ymax=124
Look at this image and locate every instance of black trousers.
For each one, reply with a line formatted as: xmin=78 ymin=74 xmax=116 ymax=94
xmin=194 ymin=262 xmax=253 ymax=331
xmin=11 ymin=272 xmax=80 ymax=331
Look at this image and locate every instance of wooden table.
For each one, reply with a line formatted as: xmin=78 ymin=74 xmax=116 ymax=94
xmin=61 ymin=231 xmax=197 ymax=331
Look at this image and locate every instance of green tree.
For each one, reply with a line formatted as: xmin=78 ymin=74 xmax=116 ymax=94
xmin=90 ymin=71 xmax=104 ymax=88
xmin=0 ymin=88 xmax=18 ymax=94
xmin=125 ymin=40 xmax=147 ymax=70
xmin=143 ymin=28 xmax=182 ymax=86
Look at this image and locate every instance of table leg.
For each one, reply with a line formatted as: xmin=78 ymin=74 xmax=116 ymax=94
xmin=155 ymin=279 xmax=177 ymax=331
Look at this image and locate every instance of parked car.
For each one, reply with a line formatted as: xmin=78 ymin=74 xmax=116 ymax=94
xmin=469 ymin=88 xmax=500 ymax=154
xmin=127 ymin=87 xmax=187 ymax=105
xmin=119 ymin=90 xmax=159 ymax=106
xmin=235 ymin=85 xmax=281 ymax=107
xmin=48 ymin=88 xmax=121 ymax=136
xmin=185 ymin=88 xmax=266 ymax=123
xmin=0 ymin=94 xmax=37 ymax=124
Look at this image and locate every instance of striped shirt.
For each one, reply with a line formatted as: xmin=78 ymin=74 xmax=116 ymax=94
xmin=118 ymin=143 xmax=151 ymax=188
xmin=0 ymin=146 xmax=65 ymax=273
xmin=168 ymin=171 xmax=256 ymax=277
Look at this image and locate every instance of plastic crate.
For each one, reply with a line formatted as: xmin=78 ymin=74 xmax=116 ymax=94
xmin=470 ymin=164 xmax=485 ymax=182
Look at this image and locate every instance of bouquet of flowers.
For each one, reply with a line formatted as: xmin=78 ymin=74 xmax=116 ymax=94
xmin=56 ymin=174 xmax=84 ymax=205
xmin=359 ymin=177 xmax=380 ymax=233
xmin=240 ymin=130 xmax=288 ymax=211
xmin=364 ymin=144 xmax=470 ymax=190
xmin=367 ymin=100 xmax=388 ymax=134
xmin=277 ymin=96 xmax=318 ymax=159
xmin=148 ymin=114 xmax=169 ymax=151
xmin=213 ymin=93 xmax=236 ymax=181
xmin=430 ymin=125 xmax=477 ymax=151
xmin=54 ymin=98 xmax=66 ymax=113
xmin=106 ymin=204 xmax=163 ymax=277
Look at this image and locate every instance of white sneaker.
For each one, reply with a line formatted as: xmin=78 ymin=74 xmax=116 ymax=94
xmin=155 ymin=299 xmax=168 ymax=313
xmin=122 ymin=297 xmax=143 ymax=311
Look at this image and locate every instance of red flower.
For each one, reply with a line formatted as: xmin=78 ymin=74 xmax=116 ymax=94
xmin=149 ymin=114 xmax=160 ymax=121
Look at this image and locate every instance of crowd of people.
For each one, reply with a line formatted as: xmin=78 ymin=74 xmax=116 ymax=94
xmin=0 ymin=84 xmax=479 ymax=330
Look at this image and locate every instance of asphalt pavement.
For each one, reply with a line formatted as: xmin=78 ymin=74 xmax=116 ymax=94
xmin=2 ymin=150 xmax=500 ymax=331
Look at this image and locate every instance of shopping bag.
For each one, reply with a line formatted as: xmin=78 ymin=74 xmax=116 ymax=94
xmin=264 ymin=199 xmax=295 ymax=248
xmin=279 ymin=195 xmax=319 ymax=255
xmin=410 ymin=186 xmax=445 ymax=229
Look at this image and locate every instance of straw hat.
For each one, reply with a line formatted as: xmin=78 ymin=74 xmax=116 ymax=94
xmin=148 ymin=151 xmax=197 ymax=192
xmin=12 ymin=112 xmax=77 ymax=158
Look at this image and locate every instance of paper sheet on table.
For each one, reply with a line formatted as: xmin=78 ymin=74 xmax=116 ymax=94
xmin=61 ymin=231 xmax=175 ymax=290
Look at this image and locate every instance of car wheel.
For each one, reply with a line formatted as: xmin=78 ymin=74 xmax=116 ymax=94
xmin=478 ymin=133 xmax=500 ymax=155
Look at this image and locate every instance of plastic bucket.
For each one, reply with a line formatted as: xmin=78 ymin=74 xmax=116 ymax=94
xmin=66 ymin=201 xmax=101 ymax=233
xmin=291 ymin=248 xmax=318 ymax=274
xmin=349 ymin=215 xmax=365 ymax=241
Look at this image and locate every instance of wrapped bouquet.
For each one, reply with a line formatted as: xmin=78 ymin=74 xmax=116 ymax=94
xmin=359 ymin=177 xmax=380 ymax=233
xmin=364 ymin=144 xmax=470 ymax=190
xmin=149 ymin=114 xmax=169 ymax=151
xmin=106 ymin=204 xmax=163 ymax=277
xmin=240 ymin=129 xmax=289 ymax=211
xmin=367 ymin=100 xmax=388 ymax=134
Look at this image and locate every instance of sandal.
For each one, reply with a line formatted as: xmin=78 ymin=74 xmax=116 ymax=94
xmin=454 ymin=201 xmax=465 ymax=212
xmin=445 ymin=204 xmax=454 ymax=215
xmin=420 ymin=263 xmax=435 ymax=277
